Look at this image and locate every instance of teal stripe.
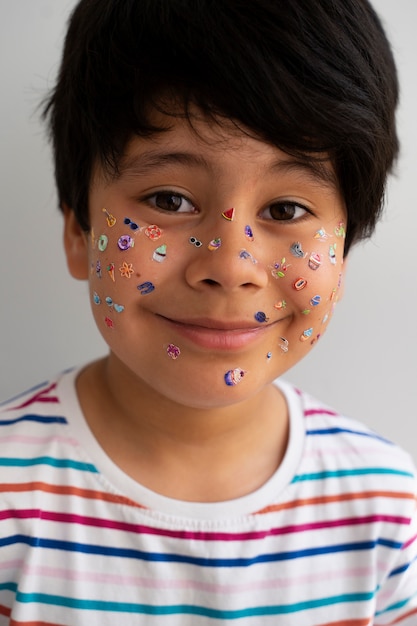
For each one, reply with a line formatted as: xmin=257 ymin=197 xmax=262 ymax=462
xmin=375 ymin=592 xmax=417 ymax=616
xmin=0 ymin=456 xmax=97 ymax=473
xmin=292 ymin=467 xmax=414 ymax=483
xmin=16 ymin=590 xmax=375 ymax=617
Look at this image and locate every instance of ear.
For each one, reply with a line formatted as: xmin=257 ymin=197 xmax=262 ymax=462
xmin=63 ymin=204 xmax=89 ymax=280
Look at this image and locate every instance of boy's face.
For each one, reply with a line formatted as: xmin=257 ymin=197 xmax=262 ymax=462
xmin=65 ymin=108 xmax=346 ymax=409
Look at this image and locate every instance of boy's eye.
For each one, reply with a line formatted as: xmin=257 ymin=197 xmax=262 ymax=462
xmin=146 ymin=192 xmax=196 ymax=213
xmin=261 ymin=201 xmax=308 ymax=221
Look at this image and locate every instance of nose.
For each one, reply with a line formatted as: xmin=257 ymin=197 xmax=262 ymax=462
xmin=184 ymin=219 xmax=269 ymax=292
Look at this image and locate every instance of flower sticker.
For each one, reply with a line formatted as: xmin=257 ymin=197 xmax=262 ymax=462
xmin=119 ymin=261 xmax=134 ymax=278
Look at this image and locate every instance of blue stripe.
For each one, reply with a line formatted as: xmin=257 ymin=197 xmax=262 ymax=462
xmin=0 ymin=382 xmax=49 ymax=407
xmin=0 ymin=535 xmax=402 ymax=566
xmin=389 ymin=555 xmax=417 ymax=578
xmin=15 ymin=590 xmax=375 ymax=617
xmin=306 ymin=427 xmax=392 ymax=444
xmin=0 ymin=457 xmax=97 ymax=472
xmin=292 ymin=467 xmax=414 ymax=483
xmin=375 ymin=592 xmax=417 ymax=616
xmin=0 ymin=414 xmax=67 ymax=426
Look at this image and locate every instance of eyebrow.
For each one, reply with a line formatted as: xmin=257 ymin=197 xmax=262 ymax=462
xmin=117 ymin=150 xmax=337 ymax=190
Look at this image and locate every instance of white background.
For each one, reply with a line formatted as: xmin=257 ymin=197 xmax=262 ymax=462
xmin=0 ymin=1 xmax=416 ymax=460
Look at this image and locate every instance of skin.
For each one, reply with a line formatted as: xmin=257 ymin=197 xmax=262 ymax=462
xmin=64 ymin=109 xmax=347 ymax=502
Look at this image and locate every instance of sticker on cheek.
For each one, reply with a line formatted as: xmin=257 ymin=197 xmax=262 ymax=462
xmin=189 ymin=236 xmax=203 ymax=248
xmin=254 ymin=311 xmax=269 ymax=323
xmin=279 ymin=337 xmax=289 ymax=353
xmin=221 ymin=207 xmax=235 ymax=221
xmin=145 ymin=225 xmax=163 ymax=240
xmin=329 ymin=244 xmax=337 ymax=265
xmin=245 ymin=225 xmax=254 ymax=241
xmin=308 ymin=253 xmax=322 ymax=271
xmin=102 ymin=208 xmax=116 ymax=227
xmin=293 ymin=277 xmax=307 ymax=291
xmin=267 ymin=352 xmax=272 ymax=360
xmin=96 ymin=261 xmax=102 ymax=279
xmin=290 ymin=242 xmax=306 ymax=258
xmin=300 ymin=328 xmax=313 ymax=342
xmin=224 ymin=368 xmax=246 ymax=386
xmin=271 ymin=258 xmax=290 ymax=278
xmin=166 ymin=343 xmax=181 ymax=359
xmin=314 ymin=228 xmax=331 ymax=242
xmin=104 ymin=316 xmax=114 ymax=329
xmin=118 ymin=235 xmax=134 ymax=250
xmin=274 ymin=300 xmax=287 ymax=310
xmin=93 ymin=292 xmax=101 ymax=305
xmin=334 ymin=222 xmax=346 ymax=238
xmin=107 ymin=263 xmax=115 ymax=282
xmin=208 ymin=238 xmax=221 ymax=251
xmin=137 ymin=281 xmax=155 ymax=295
xmin=153 ymin=244 xmax=167 ymax=262
xmin=124 ymin=217 xmax=139 ymax=231
xmin=98 ymin=234 xmax=108 ymax=252
xmin=239 ymin=249 xmax=257 ymax=263
xmin=119 ymin=262 xmax=134 ymax=278
xmin=310 ymin=295 xmax=321 ymax=307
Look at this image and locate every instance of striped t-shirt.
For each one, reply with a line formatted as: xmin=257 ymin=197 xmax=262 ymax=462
xmin=0 ymin=368 xmax=416 ymax=625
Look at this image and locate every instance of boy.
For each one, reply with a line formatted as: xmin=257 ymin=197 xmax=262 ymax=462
xmin=0 ymin=0 xmax=416 ymax=624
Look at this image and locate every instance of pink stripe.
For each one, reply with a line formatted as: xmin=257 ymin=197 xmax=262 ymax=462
xmin=304 ymin=408 xmax=339 ymax=417
xmin=401 ymin=532 xmax=417 ymax=550
xmin=8 ymin=383 xmax=59 ymax=410
xmin=18 ymin=563 xmax=376 ymax=594
xmin=0 ymin=435 xmax=78 ymax=446
xmin=1 ymin=509 xmax=410 ymax=541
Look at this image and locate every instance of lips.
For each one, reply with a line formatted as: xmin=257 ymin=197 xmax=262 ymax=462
xmin=157 ymin=315 xmax=281 ymax=351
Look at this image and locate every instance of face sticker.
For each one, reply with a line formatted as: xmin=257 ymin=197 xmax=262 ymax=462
xmin=102 ymin=208 xmax=116 ymax=227
xmin=118 ymin=235 xmax=134 ymax=250
xmin=96 ymin=260 xmax=102 ymax=279
xmin=274 ymin=300 xmax=287 ymax=310
xmin=145 ymin=225 xmax=163 ymax=240
xmin=267 ymin=352 xmax=272 ymax=360
xmin=166 ymin=343 xmax=181 ymax=359
xmin=224 ymin=368 xmax=246 ymax=386
xmin=334 ymin=222 xmax=346 ymax=238
xmin=271 ymin=258 xmax=290 ymax=279
xmin=329 ymin=244 xmax=337 ymax=265
xmin=293 ymin=277 xmax=307 ymax=291
xmin=105 ymin=297 xmax=125 ymax=313
xmin=314 ymin=228 xmax=331 ymax=242
xmin=254 ymin=311 xmax=269 ymax=323
xmin=93 ymin=292 xmax=101 ymax=305
xmin=239 ymin=249 xmax=257 ymax=263
xmin=221 ymin=207 xmax=235 ymax=221
xmin=245 ymin=225 xmax=254 ymax=241
xmin=208 ymin=238 xmax=222 ymax=251
xmin=310 ymin=295 xmax=321 ymax=307
xmin=107 ymin=263 xmax=115 ymax=282
xmin=279 ymin=337 xmax=289 ymax=353
xmin=189 ymin=236 xmax=203 ymax=248
xmin=290 ymin=242 xmax=305 ymax=258
xmin=300 ymin=328 xmax=313 ymax=342
xmin=153 ymin=244 xmax=167 ymax=262
xmin=124 ymin=217 xmax=139 ymax=231
xmin=104 ymin=316 xmax=114 ymax=329
xmin=119 ymin=261 xmax=134 ymax=278
xmin=137 ymin=281 xmax=155 ymax=295
xmin=98 ymin=234 xmax=108 ymax=252
xmin=308 ymin=253 xmax=322 ymax=271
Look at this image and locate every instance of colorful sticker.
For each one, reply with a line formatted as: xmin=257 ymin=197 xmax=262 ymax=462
xmin=221 ymin=207 xmax=235 ymax=221
xmin=137 ymin=281 xmax=155 ymax=295
xmin=224 ymin=368 xmax=245 ymax=386
xmin=118 ymin=235 xmax=134 ymax=250
xmin=300 ymin=328 xmax=313 ymax=342
xmin=290 ymin=242 xmax=305 ymax=258
xmin=119 ymin=261 xmax=134 ymax=278
xmin=293 ymin=277 xmax=307 ymax=291
xmin=107 ymin=263 xmax=115 ymax=282
xmin=310 ymin=295 xmax=321 ymax=306
xmin=189 ymin=236 xmax=202 ymax=248
xmin=98 ymin=234 xmax=108 ymax=252
xmin=208 ymin=238 xmax=221 ymax=251
xmin=274 ymin=300 xmax=287 ymax=310
xmin=279 ymin=337 xmax=289 ymax=353
xmin=166 ymin=343 xmax=181 ymax=359
xmin=96 ymin=260 xmax=102 ymax=279
xmin=254 ymin=311 xmax=269 ymax=323
xmin=314 ymin=228 xmax=331 ymax=242
xmin=329 ymin=244 xmax=337 ymax=265
xmin=153 ymin=244 xmax=167 ymax=262
xmin=104 ymin=316 xmax=114 ymax=329
xmin=93 ymin=292 xmax=101 ymax=305
xmin=267 ymin=352 xmax=272 ymax=360
xmin=271 ymin=258 xmax=290 ymax=278
xmin=239 ymin=249 xmax=257 ymax=263
xmin=308 ymin=253 xmax=322 ymax=271
xmin=124 ymin=217 xmax=139 ymax=231
xmin=245 ymin=225 xmax=254 ymax=241
xmin=102 ymin=208 xmax=116 ymax=227
xmin=334 ymin=222 xmax=346 ymax=238
xmin=145 ymin=225 xmax=163 ymax=240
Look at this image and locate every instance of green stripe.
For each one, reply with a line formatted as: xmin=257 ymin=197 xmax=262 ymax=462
xmin=292 ymin=467 xmax=414 ymax=483
xmin=16 ymin=590 xmax=375 ymax=617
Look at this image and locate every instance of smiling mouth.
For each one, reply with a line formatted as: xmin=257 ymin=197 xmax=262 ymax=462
xmin=158 ymin=315 xmax=283 ymax=351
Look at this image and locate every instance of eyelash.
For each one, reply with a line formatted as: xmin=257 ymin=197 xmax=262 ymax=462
xmin=260 ymin=201 xmax=312 ymax=223
xmin=142 ymin=191 xmax=197 ymax=214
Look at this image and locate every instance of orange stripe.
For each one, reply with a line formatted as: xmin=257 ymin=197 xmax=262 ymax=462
xmin=319 ymin=620 xmax=371 ymax=626
xmin=0 ymin=482 xmax=146 ymax=510
xmin=9 ymin=620 xmax=63 ymax=626
xmin=255 ymin=490 xmax=415 ymax=515
xmin=0 ymin=604 xmax=11 ymax=617
xmin=388 ymin=606 xmax=417 ymax=624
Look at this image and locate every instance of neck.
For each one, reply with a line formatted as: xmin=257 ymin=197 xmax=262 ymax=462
xmin=76 ymin=356 xmax=289 ymax=502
